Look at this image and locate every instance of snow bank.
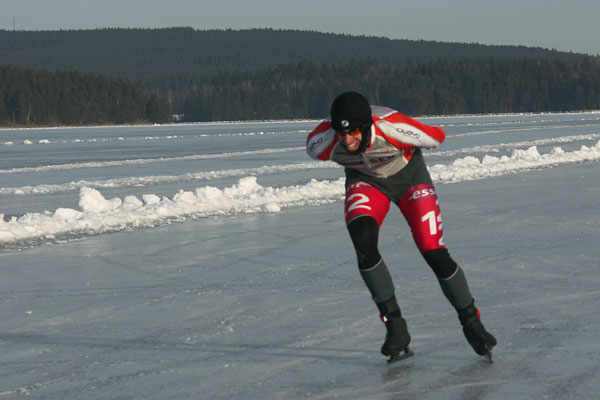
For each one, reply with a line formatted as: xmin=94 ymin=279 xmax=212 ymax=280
xmin=430 ymin=141 xmax=600 ymax=183
xmin=1 ymin=141 xmax=599 ymax=245
xmin=0 ymin=177 xmax=345 ymax=245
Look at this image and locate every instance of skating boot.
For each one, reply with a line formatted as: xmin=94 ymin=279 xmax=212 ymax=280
xmin=377 ymin=297 xmax=412 ymax=362
xmin=458 ymin=302 xmax=497 ymax=359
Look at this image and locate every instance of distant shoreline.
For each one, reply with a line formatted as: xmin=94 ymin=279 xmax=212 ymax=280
xmin=2 ymin=110 xmax=599 ymax=131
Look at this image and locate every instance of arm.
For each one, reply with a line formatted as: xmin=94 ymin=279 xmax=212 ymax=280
xmin=375 ymin=111 xmax=445 ymax=150
xmin=306 ymin=120 xmax=338 ymax=161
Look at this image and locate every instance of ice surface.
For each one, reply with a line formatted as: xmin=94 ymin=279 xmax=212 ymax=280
xmin=1 ymin=113 xmax=599 ymax=399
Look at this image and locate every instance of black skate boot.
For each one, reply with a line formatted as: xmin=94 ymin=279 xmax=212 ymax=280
xmin=458 ymin=302 xmax=497 ymax=359
xmin=377 ymin=297 xmax=412 ymax=362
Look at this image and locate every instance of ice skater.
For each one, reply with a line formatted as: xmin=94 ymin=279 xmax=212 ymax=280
xmin=306 ymin=92 xmax=497 ymax=361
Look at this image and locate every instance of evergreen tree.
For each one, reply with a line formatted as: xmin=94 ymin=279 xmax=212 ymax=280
xmin=0 ymin=66 xmax=172 ymax=126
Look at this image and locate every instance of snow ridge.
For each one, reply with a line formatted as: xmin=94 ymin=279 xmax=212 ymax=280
xmin=1 ymin=141 xmax=598 ymax=245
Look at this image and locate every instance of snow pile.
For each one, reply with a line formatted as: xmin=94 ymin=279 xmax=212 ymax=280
xmin=433 ymin=133 xmax=600 ymax=157
xmin=1 ymin=141 xmax=599 ymax=245
xmin=0 ymin=177 xmax=345 ymax=244
xmin=430 ymin=141 xmax=600 ymax=183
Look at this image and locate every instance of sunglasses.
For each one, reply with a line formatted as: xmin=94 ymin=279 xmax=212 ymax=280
xmin=335 ymin=128 xmax=362 ymax=137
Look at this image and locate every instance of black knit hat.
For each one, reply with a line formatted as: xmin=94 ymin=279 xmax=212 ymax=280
xmin=330 ymin=92 xmax=372 ymax=131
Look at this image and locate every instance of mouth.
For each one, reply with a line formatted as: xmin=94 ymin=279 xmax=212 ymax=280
xmin=346 ymin=142 xmax=359 ymax=151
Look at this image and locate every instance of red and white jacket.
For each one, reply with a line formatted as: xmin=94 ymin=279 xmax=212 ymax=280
xmin=306 ymin=106 xmax=445 ymax=178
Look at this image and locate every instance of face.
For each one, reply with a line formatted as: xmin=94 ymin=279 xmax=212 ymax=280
xmin=335 ymin=128 xmax=363 ymax=152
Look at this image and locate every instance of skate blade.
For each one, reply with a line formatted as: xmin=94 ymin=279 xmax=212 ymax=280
xmin=387 ymin=347 xmax=414 ymax=364
xmin=484 ymin=352 xmax=493 ymax=362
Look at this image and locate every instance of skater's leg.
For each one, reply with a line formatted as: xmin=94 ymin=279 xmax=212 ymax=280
xmin=423 ymin=248 xmax=473 ymax=310
xmin=347 ymin=217 xmax=411 ymax=358
xmin=345 ymin=182 xmax=392 ymax=301
xmin=425 ymin=249 xmax=497 ymax=356
xmin=399 ymin=185 xmax=496 ymax=356
xmin=397 ymin=185 xmax=473 ymax=308
xmin=347 ymin=216 xmax=395 ymax=303
xmin=345 ymin=184 xmax=410 ymax=358
xmin=397 ymin=184 xmax=446 ymax=255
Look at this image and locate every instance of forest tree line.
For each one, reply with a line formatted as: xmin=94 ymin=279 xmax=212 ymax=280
xmin=2 ymin=28 xmax=599 ymax=125
xmin=0 ymin=66 xmax=172 ymax=126
xmin=180 ymin=57 xmax=600 ymax=121
xmin=2 ymin=55 xmax=600 ymax=126
xmin=0 ymin=28 xmax=588 ymax=85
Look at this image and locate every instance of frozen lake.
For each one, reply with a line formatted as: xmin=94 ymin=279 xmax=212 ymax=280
xmin=1 ymin=112 xmax=599 ymax=399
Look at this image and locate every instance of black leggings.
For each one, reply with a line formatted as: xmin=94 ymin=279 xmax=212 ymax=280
xmin=347 ymin=216 xmax=458 ymax=279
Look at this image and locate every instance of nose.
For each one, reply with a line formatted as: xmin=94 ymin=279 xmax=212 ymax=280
xmin=343 ymin=134 xmax=355 ymax=145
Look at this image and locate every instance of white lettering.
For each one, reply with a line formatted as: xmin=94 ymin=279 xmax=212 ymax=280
xmin=347 ymin=193 xmax=372 ymax=212
xmin=421 ymin=210 xmax=438 ymax=235
xmin=409 ymin=187 xmax=436 ymax=201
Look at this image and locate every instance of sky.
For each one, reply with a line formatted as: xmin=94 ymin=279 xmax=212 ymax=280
xmin=1 ymin=0 xmax=599 ymax=56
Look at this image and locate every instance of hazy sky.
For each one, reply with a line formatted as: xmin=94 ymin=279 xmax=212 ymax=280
xmin=2 ymin=0 xmax=599 ymax=56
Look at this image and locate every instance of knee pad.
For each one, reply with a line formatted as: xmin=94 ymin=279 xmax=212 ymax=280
xmin=347 ymin=216 xmax=381 ymax=270
xmin=423 ymin=248 xmax=458 ymax=279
